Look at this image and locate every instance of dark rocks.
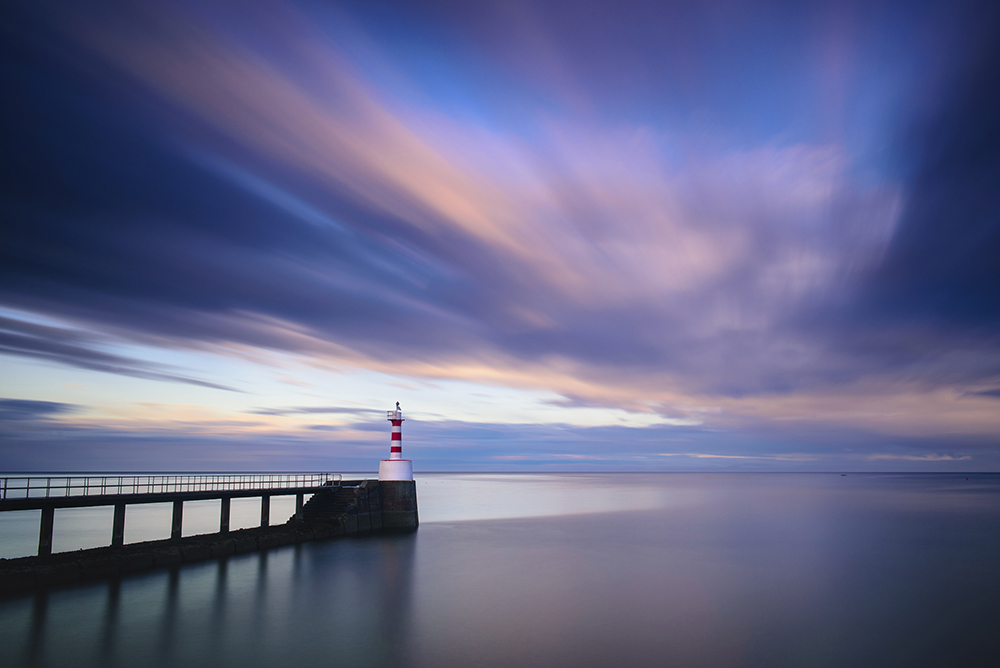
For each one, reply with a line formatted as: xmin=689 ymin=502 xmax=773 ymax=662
xmin=210 ymin=539 xmax=236 ymax=558
xmin=34 ymin=562 xmax=80 ymax=588
xmin=258 ymin=533 xmax=280 ymax=550
xmin=79 ymin=555 xmax=122 ymax=580
xmin=123 ymin=552 xmax=154 ymax=573
xmin=152 ymin=547 xmax=182 ymax=567
xmin=180 ymin=544 xmax=212 ymax=562
xmin=234 ymin=537 xmax=258 ymax=554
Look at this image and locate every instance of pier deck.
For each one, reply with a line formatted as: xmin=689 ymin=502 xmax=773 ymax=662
xmin=0 ymin=473 xmax=341 ymax=556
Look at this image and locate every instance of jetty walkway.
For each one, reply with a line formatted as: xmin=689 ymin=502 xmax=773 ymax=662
xmin=0 ymin=474 xmax=418 ymax=595
xmin=0 ymin=474 xmax=341 ymax=556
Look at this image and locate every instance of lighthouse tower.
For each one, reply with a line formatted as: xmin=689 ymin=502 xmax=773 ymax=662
xmin=379 ymin=402 xmax=413 ymax=481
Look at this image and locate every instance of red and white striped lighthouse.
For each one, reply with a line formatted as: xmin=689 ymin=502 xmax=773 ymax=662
xmin=378 ymin=402 xmax=413 ymax=481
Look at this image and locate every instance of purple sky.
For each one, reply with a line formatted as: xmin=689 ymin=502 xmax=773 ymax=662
xmin=2 ymin=0 xmax=999 ymax=472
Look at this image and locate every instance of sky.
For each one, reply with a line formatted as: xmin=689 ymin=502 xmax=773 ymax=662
xmin=2 ymin=0 xmax=999 ymax=472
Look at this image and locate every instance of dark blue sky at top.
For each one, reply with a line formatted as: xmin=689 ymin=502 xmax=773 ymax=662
xmin=1 ymin=0 xmax=999 ymax=471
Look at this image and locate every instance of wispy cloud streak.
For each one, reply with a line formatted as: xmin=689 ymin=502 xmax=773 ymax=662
xmin=0 ymin=315 xmax=238 ymax=391
xmin=1 ymin=0 xmax=999 ymax=469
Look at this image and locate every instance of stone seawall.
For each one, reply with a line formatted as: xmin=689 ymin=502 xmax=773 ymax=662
xmin=0 ymin=479 xmax=417 ymax=597
xmin=381 ymin=479 xmax=420 ymax=530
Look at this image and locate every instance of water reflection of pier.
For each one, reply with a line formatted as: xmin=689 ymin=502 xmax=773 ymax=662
xmin=13 ymin=535 xmax=416 ymax=668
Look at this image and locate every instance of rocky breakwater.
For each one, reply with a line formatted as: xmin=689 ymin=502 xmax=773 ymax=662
xmin=0 ymin=479 xmax=417 ymax=596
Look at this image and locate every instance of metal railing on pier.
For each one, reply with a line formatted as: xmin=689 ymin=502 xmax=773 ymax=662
xmin=1 ymin=473 xmax=341 ymax=500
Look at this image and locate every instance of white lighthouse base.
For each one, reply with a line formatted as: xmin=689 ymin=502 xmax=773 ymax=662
xmin=379 ymin=459 xmax=413 ymax=481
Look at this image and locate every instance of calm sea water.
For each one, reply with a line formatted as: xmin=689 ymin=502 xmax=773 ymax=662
xmin=1 ymin=473 xmax=998 ymax=667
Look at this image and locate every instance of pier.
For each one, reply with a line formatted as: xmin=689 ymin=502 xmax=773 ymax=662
xmin=0 ymin=474 xmax=418 ymax=595
xmin=0 ymin=473 xmax=341 ymax=556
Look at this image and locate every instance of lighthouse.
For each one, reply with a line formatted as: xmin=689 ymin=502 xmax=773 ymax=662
xmin=378 ymin=402 xmax=413 ymax=481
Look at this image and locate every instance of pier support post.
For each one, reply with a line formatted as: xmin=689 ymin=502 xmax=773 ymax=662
xmin=295 ymin=493 xmax=304 ymax=521
xmin=260 ymin=495 xmax=270 ymax=527
xmin=171 ymin=501 xmax=183 ymax=540
xmin=220 ymin=497 xmax=230 ymax=534
xmin=112 ymin=503 xmax=126 ymax=547
xmin=38 ymin=507 xmax=54 ymax=557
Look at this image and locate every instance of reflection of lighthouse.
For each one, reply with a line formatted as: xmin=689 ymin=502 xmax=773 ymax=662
xmin=379 ymin=402 xmax=413 ymax=481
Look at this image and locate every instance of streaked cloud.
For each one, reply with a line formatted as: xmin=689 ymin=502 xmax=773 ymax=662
xmin=0 ymin=398 xmax=78 ymax=422
xmin=249 ymin=405 xmax=384 ymax=417
xmin=0 ymin=313 xmax=238 ymax=392
xmin=867 ymin=454 xmax=972 ymax=462
xmin=1 ymin=0 xmax=998 ymax=470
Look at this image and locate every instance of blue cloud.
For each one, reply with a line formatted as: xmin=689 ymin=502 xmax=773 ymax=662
xmin=1 ymin=0 xmax=998 ymax=470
